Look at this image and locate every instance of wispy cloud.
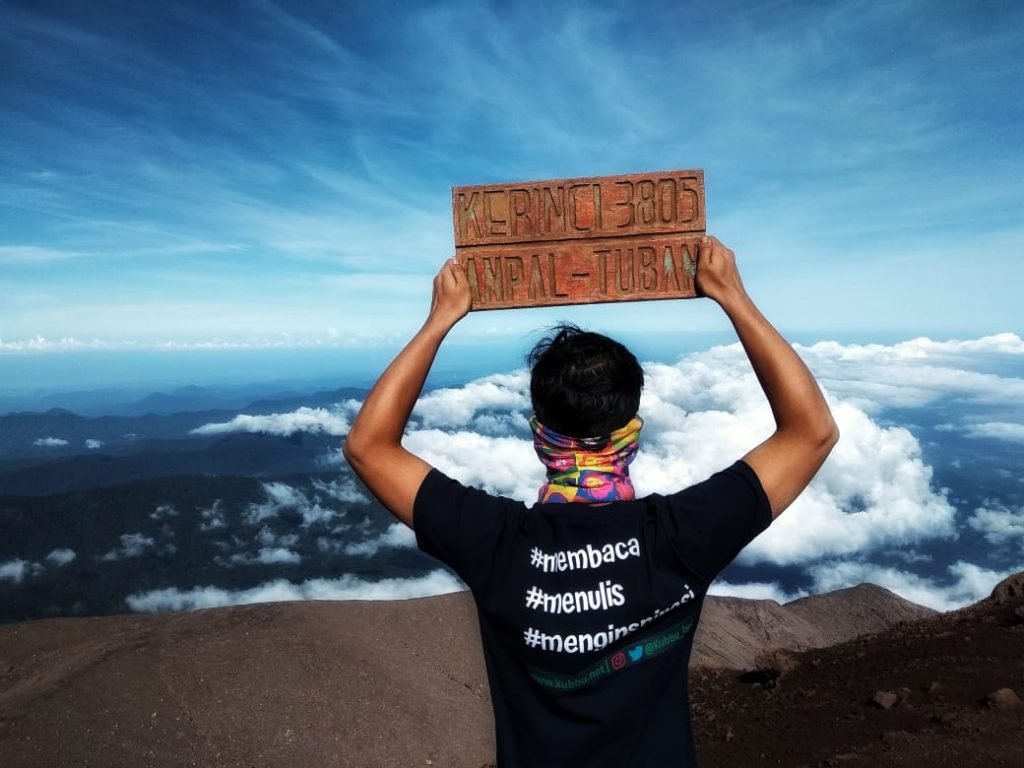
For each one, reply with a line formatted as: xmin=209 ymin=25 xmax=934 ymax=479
xmin=343 ymin=522 xmax=417 ymax=557
xmin=32 ymin=436 xmax=69 ymax=447
xmin=0 ymin=559 xmax=41 ymax=583
xmin=100 ymin=533 xmax=156 ymax=561
xmin=244 ymin=481 xmax=344 ymax=527
xmin=199 ymin=500 xmax=227 ymax=532
xmin=192 ymin=407 xmax=351 ymax=437
xmin=964 ymin=422 xmax=1024 ymax=443
xmin=149 ymin=504 xmax=178 ymax=521
xmin=0 ymin=335 xmax=400 ymax=353
xmin=967 ymin=503 xmax=1024 ymax=546
xmin=125 ymin=570 xmax=464 ymax=612
xmin=1 ymin=1 xmax=1021 ymax=346
xmin=45 ymin=548 xmax=77 ymax=566
xmin=229 ymin=547 xmax=302 ymax=566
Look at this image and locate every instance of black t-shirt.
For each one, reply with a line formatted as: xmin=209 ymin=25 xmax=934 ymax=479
xmin=414 ymin=460 xmax=772 ymax=767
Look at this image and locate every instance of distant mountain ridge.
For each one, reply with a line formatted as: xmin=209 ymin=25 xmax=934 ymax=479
xmin=694 ymin=582 xmax=936 ymax=669
xmin=0 ymin=432 xmax=334 ymax=497
xmin=0 ymin=382 xmax=370 ymax=418
xmin=0 ymin=386 xmax=367 ymax=459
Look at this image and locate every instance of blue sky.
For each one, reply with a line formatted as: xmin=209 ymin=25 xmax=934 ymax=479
xmin=1 ymin=1 xmax=1022 ymax=611
xmin=1 ymin=0 xmax=1022 ymax=382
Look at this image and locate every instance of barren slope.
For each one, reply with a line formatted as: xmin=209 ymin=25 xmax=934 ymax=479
xmin=692 ymin=572 xmax=1024 ymax=767
xmin=692 ymin=583 xmax=934 ymax=669
xmin=0 ymin=581 xmax=986 ymax=768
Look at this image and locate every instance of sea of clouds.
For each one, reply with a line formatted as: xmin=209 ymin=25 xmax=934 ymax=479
xmin=112 ymin=333 xmax=1024 ymax=613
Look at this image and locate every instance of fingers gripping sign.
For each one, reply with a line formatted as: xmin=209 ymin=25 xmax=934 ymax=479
xmin=428 ymin=256 xmax=473 ymax=331
xmin=694 ymin=235 xmax=747 ymax=307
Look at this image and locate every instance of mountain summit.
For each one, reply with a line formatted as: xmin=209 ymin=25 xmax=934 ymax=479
xmin=0 ymin=578 xmax=1020 ymax=767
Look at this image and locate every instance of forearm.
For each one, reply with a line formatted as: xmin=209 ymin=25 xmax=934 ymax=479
xmin=344 ymin=318 xmax=449 ymax=458
xmin=696 ymin=235 xmax=837 ymax=517
xmin=719 ymin=292 xmax=835 ymax=440
xmin=342 ymin=258 xmax=471 ymax=526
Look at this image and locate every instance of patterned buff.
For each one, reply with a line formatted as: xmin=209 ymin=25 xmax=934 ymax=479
xmin=530 ymin=414 xmax=644 ymax=504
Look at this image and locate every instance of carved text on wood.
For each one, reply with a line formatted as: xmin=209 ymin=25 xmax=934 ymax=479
xmin=452 ymin=170 xmax=705 ymax=310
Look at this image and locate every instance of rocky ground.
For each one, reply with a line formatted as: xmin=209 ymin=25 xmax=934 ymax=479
xmin=0 ymin=573 xmax=1020 ymax=767
xmin=692 ymin=572 xmax=1024 ymax=767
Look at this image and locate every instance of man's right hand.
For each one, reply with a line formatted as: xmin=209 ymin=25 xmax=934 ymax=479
xmin=694 ymin=235 xmax=748 ymax=309
xmin=425 ymin=257 xmax=472 ymax=332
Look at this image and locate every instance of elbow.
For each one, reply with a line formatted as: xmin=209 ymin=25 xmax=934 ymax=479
xmin=817 ymin=416 xmax=840 ymax=455
xmin=793 ymin=409 xmax=839 ymax=458
xmin=785 ymin=409 xmax=839 ymax=454
xmin=343 ymin=423 xmax=402 ymax=472
xmin=342 ymin=433 xmax=363 ymax=469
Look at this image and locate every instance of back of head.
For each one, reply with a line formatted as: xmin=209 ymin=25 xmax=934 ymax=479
xmin=528 ymin=323 xmax=644 ymax=438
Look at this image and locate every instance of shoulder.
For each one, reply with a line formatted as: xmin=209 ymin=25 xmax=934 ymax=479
xmin=643 ymin=460 xmax=772 ymax=582
xmin=412 ymin=468 xmax=527 ymax=591
xmin=414 ymin=468 xmax=526 ymax=519
xmin=651 ymin=460 xmax=769 ymax=508
xmin=412 ymin=468 xmax=528 ymax=547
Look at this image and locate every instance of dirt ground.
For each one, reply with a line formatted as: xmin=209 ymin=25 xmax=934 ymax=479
xmin=691 ymin=575 xmax=1024 ymax=767
xmin=1 ymin=575 xmax=1020 ymax=767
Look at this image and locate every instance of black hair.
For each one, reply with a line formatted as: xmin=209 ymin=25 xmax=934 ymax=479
xmin=527 ymin=323 xmax=644 ymax=438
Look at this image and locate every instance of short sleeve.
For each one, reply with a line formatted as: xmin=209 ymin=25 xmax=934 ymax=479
xmin=658 ymin=460 xmax=772 ymax=584
xmin=413 ymin=468 xmax=521 ymax=593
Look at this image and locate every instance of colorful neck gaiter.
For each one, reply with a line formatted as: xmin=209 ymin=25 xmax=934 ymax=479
xmin=530 ymin=414 xmax=643 ymax=504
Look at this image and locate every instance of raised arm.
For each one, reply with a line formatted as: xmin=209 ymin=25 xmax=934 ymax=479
xmin=343 ymin=258 xmax=472 ymax=527
xmin=695 ymin=236 xmax=839 ymax=518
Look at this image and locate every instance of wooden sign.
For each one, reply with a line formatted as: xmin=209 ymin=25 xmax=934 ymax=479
xmin=452 ymin=169 xmax=705 ymax=310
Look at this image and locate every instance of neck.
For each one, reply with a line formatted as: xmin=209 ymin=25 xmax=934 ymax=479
xmin=530 ymin=415 xmax=643 ymax=504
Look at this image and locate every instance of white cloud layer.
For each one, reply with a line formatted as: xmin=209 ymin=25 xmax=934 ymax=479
xmin=400 ymin=342 xmax=962 ymax=567
xmin=414 ymin=374 xmax=531 ymax=432
xmin=795 ymin=334 xmax=1024 ymax=413
xmin=76 ymin=333 xmax=1015 ymax=613
xmin=199 ymin=500 xmax=227 ymax=531
xmin=101 ymin=533 xmax=156 ymax=561
xmin=0 ymin=559 xmax=38 ymax=583
xmin=230 ymin=547 xmax=302 ymax=566
xmin=191 ymin=406 xmax=350 ymax=437
xmin=0 ymin=336 xmax=399 ymax=352
xmin=964 ymin=421 xmax=1024 ymax=443
xmin=339 ymin=332 xmax=1023 ymax=609
xmin=404 ymin=428 xmax=543 ymax=503
xmin=126 ymin=570 xmax=463 ymax=612
xmin=45 ymin=548 xmax=77 ymax=566
xmin=150 ymin=504 xmax=178 ymax=520
xmin=32 ymin=437 xmax=69 ymax=447
xmin=967 ymin=503 xmax=1024 ymax=545
xmin=344 ymin=522 xmax=417 ymax=556
xmin=257 ymin=526 xmax=299 ymax=549
xmin=739 ymin=402 xmax=956 ymax=565
xmin=178 ymin=332 xmax=1015 ymax=590
xmin=245 ymin=481 xmax=341 ymax=527
xmin=311 ymin=477 xmax=369 ymax=505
